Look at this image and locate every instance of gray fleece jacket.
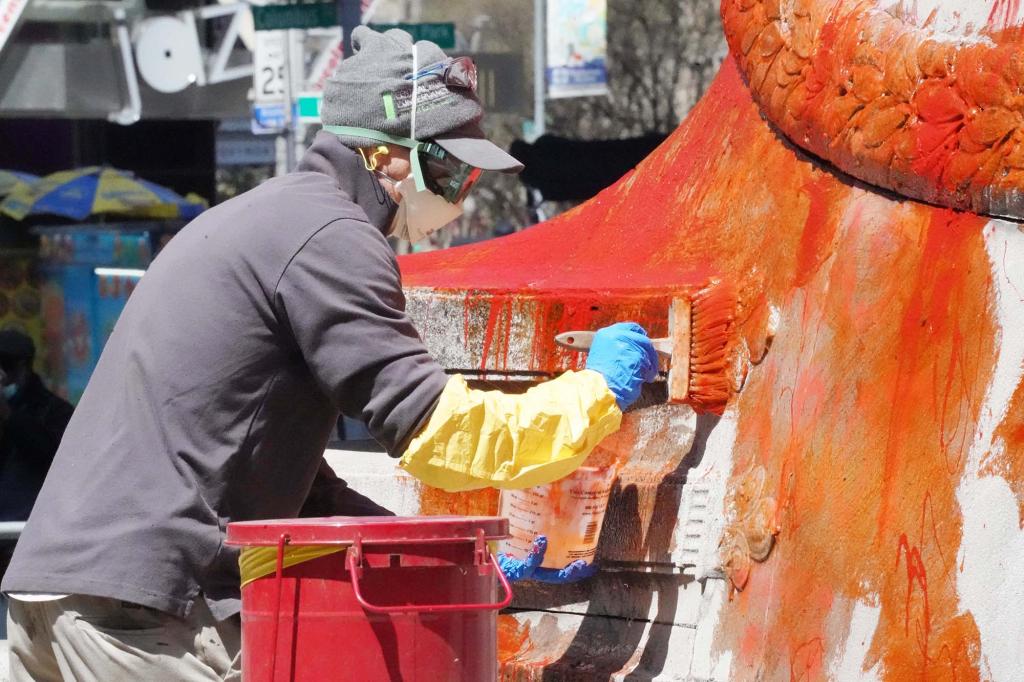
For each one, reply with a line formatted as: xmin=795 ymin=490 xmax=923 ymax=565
xmin=1 ymin=132 xmax=448 ymax=619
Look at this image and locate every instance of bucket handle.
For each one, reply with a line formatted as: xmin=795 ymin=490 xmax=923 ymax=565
xmin=346 ymin=538 xmax=513 ymax=614
xmin=270 ymin=532 xmax=289 ymax=682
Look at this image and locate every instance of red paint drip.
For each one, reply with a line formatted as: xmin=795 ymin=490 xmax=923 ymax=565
xmin=399 ymin=63 xmax=762 ymax=376
xmin=988 ymin=0 xmax=1022 ymax=30
xmin=897 ymin=533 xmax=931 ymax=668
xmin=793 ymin=176 xmax=838 ymax=288
xmin=877 ymin=208 xmax=988 ymax=531
xmin=447 ymin=288 xmax=676 ymax=375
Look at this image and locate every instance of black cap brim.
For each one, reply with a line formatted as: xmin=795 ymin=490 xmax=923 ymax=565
xmin=434 ymin=128 xmax=524 ymax=173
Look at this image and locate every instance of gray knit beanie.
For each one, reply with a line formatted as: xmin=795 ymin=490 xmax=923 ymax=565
xmin=320 ymin=25 xmax=523 ymax=172
xmin=322 ymin=26 xmax=482 ymax=147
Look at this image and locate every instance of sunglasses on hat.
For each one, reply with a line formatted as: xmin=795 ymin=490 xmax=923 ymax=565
xmin=418 ymin=142 xmax=482 ymax=204
xmin=406 ymin=56 xmax=478 ymax=93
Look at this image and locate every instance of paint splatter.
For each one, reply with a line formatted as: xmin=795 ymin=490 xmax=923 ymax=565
xmin=402 ymin=53 xmax=1004 ymax=680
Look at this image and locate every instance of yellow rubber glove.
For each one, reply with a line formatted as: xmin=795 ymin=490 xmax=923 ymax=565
xmin=399 ymin=370 xmax=622 ymax=492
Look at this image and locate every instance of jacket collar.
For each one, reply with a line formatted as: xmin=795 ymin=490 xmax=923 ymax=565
xmin=296 ymin=131 xmax=398 ymax=236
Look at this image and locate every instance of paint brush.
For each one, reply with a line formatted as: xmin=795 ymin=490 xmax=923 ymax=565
xmin=555 ymin=279 xmax=738 ymax=415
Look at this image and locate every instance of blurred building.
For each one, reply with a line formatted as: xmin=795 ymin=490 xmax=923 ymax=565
xmin=0 ymin=0 xmax=259 ymax=197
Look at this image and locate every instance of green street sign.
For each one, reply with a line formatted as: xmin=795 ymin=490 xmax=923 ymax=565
xmin=296 ymin=94 xmax=322 ymax=121
xmin=253 ymin=2 xmax=337 ymax=31
xmin=368 ymin=22 xmax=455 ymax=49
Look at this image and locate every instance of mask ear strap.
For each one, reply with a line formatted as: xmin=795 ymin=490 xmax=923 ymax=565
xmin=321 ymin=125 xmax=428 ymax=192
xmin=409 ymin=142 xmax=427 ymax=193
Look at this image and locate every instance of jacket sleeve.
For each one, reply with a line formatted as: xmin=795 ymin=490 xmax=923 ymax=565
xmin=399 ymin=370 xmax=622 ymax=492
xmin=274 ymin=219 xmax=447 ymax=454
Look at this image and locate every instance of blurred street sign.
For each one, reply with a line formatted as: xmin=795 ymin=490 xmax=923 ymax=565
xmin=252 ymin=102 xmax=286 ymax=134
xmin=217 ymin=135 xmax=277 ymax=166
xmin=0 ymin=0 xmax=29 ymax=56
xmin=296 ymin=94 xmax=322 ymax=122
xmin=252 ymin=2 xmax=337 ymax=31
xmin=253 ymin=30 xmax=286 ymax=106
xmin=368 ymin=22 xmax=454 ymax=49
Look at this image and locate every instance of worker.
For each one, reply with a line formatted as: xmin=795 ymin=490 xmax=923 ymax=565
xmin=1 ymin=26 xmax=658 ymax=680
xmin=0 ymin=330 xmax=74 ymax=579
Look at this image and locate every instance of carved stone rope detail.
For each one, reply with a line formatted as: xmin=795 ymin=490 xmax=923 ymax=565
xmin=721 ymin=0 xmax=1024 ymax=219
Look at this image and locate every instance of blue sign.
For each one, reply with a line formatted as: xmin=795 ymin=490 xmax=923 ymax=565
xmin=252 ymin=103 xmax=286 ymax=135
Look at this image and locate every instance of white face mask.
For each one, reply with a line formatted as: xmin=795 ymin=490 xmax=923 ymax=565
xmin=386 ymin=42 xmax=464 ymax=243
xmin=2 ymin=382 xmax=18 ymax=400
xmin=388 ymin=175 xmax=464 ymax=243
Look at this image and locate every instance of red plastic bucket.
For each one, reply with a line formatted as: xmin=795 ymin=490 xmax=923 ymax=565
xmin=226 ymin=516 xmax=511 ymax=681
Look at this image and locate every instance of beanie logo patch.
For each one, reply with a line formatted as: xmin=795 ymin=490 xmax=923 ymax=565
xmin=392 ymin=81 xmax=458 ymax=116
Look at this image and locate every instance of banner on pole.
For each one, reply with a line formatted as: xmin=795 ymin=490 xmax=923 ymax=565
xmin=0 ymin=0 xmax=29 ymax=56
xmin=545 ymin=0 xmax=608 ymax=99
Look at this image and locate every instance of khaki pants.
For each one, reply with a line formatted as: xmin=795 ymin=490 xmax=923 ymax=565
xmin=6 ymin=595 xmax=240 ymax=681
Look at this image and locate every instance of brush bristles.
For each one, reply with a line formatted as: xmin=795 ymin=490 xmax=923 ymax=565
xmin=688 ymin=279 xmax=737 ymax=414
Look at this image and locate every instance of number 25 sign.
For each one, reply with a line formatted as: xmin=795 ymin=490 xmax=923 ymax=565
xmin=253 ymin=30 xmax=287 ymax=105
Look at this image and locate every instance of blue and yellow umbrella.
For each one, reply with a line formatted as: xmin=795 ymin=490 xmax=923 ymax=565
xmin=0 ymin=166 xmax=206 ymax=221
xmin=0 ymin=170 xmax=39 ymax=197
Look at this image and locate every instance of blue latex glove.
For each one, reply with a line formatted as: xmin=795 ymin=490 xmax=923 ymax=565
xmin=532 ymin=560 xmax=599 ymax=583
xmin=497 ymin=535 xmax=598 ymax=584
xmin=497 ymin=535 xmax=548 ymax=581
xmin=584 ymin=322 xmax=660 ymax=410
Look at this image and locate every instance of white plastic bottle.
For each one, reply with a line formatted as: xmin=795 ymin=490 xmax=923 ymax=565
xmin=498 ymin=465 xmax=617 ymax=568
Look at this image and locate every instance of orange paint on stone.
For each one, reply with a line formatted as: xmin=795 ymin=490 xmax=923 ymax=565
xmin=930 ymin=612 xmax=984 ymax=682
xmin=738 ymin=621 xmax=764 ymax=663
xmin=664 ymin=65 xmax=999 ymax=679
xmin=497 ymin=614 xmax=532 ymax=663
xmin=792 ymin=176 xmax=843 ymax=289
xmin=895 ymin=533 xmax=931 ymax=657
xmin=875 ymin=210 xmax=993 ymax=535
xmin=415 ymin=482 xmax=499 ymax=517
xmin=789 ymin=637 xmax=825 ymax=682
xmin=403 ymin=50 xmax=1004 ymax=678
xmin=983 ymin=372 xmax=1024 ymax=524
xmin=721 ymin=0 xmax=1024 ymax=215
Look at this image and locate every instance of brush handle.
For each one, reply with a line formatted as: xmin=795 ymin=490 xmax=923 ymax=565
xmin=554 ymin=331 xmax=673 ymax=358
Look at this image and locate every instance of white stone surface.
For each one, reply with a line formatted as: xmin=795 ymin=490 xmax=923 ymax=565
xmin=672 ymin=411 xmax=737 ymax=576
xmin=323 ymin=446 xmax=420 ymax=516
xmin=955 ymin=219 xmax=1024 ymax=681
xmin=688 ymin=578 xmax=732 ymax=681
xmin=880 ymin=0 xmax=1023 ymax=32
xmin=829 ymin=598 xmax=883 ymax=681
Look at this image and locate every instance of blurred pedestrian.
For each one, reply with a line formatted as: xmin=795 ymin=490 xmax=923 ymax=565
xmin=0 ymin=330 xmax=73 ymax=578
